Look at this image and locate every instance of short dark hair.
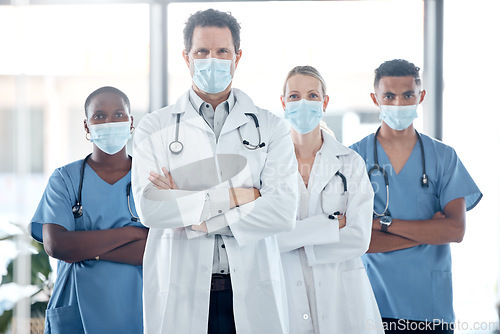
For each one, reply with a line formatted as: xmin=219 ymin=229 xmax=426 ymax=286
xmin=183 ymin=9 xmax=241 ymax=53
xmin=374 ymin=59 xmax=421 ymax=88
xmin=84 ymin=86 xmax=130 ymax=117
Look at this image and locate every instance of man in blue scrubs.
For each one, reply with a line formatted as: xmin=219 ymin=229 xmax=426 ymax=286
xmin=351 ymin=59 xmax=482 ymax=334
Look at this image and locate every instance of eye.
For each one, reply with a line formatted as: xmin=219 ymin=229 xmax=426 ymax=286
xmin=92 ymin=114 xmax=105 ymax=120
xmin=309 ymin=93 xmax=319 ymax=99
xmin=383 ymin=95 xmax=394 ymax=100
xmin=195 ymin=49 xmax=209 ymax=56
xmin=405 ymin=93 xmax=415 ymax=99
xmin=115 ymin=112 xmax=125 ymax=118
xmin=288 ymin=94 xmax=299 ymax=100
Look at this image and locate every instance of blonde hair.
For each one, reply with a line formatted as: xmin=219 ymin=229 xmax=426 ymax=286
xmin=282 ymin=65 xmax=327 ymax=97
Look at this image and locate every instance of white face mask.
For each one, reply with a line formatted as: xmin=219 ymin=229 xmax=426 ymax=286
xmin=89 ymin=121 xmax=132 ymax=155
xmin=191 ymin=56 xmax=234 ymax=94
xmin=379 ymin=104 xmax=419 ymax=131
xmin=284 ymin=99 xmax=324 ymax=134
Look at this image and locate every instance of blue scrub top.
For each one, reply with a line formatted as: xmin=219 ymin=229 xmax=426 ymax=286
xmin=351 ymin=132 xmax=482 ymax=324
xmin=30 ymin=159 xmax=144 ymax=334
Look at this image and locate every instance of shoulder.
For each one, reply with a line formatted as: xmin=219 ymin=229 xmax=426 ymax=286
xmin=234 ymin=88 xmax=287 ymax=130
xmin=52 ymin=159 xmax=84 ymax=180
xmin=136 ymin=90 xmax=189 ymax=137
xmin=419 ymin=132 xmax=458 ymax=158
xmin=349 ymin=133 xmax=374 ymax=156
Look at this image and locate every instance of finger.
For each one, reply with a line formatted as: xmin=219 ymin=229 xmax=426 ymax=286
xmin=149 ymin=175 xmax=171 ymax=189
xmin=161 ymin=168 xmax=177 ymax=189
xmin=167 ymin=172 xmax=178 ymax=190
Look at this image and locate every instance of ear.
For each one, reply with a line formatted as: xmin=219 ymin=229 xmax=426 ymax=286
xmin=280 ymin=95 xmax=287 ymax=111
xmin=83 ymin=119 xmax=89 ymax=134
xmin=323 ymin=95 xmax=330 ymax=111
xmin=130 ymin=115 xmax=134 ymax=128
xmin=370 ymin=93 xmax=380 ymax=107
xmin=419 ymin=90 xmax=426 ymax=104
xmin=234 ymin=49 xmax=243 ymax=69
xmin=182 ymin=50 xmax=190 ymax=68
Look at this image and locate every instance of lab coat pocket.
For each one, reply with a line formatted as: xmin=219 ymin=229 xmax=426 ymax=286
xmin=341 ymin=267 xmax=373 ymax=326
xmin=417 ymin=193 xmax=440 ymax=220
xmin=432 ymin=271 xmax=454 ymax=321
xmin=45 ymin=304 xmax=84 ymax=334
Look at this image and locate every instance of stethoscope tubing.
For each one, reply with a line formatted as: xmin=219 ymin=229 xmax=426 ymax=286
xmin=369 ymin=126 xmax=428 ymax=217
xmin=72 ymin=154 xmax=140 ymax=222
xmin=169 ymin=112 xmax=265 ymax=154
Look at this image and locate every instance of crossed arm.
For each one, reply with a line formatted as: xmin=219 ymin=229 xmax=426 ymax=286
xmin=367 ymin=197 xmax=466 ymax=253
xmin=43 ymin=224 xmax=149 ymax=265
xmin=148 ymin=167 xmax=260 ymax=232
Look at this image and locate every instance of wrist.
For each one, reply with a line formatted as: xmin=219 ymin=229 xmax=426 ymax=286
xmin=380 ymin=215 xmax=392 ymax=233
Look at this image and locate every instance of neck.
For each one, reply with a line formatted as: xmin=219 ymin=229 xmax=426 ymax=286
xmin=378 ymin=122 xmax=416 ymax=143
xmin=193 ymin=84 xmax=232 ymax=109
xmin=292 ymin=126 xmax=323 ymax=159
xmin=90 ymin=146 xmax=130 ymax=168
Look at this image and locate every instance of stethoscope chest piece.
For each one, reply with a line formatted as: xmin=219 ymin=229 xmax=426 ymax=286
xmin=328 ymin=211 xmax=343 ymax=220
xmin=169 ymin=140 xmax=183 ymax=155
xmin=72 ymin=203 xmax=83 ymax=218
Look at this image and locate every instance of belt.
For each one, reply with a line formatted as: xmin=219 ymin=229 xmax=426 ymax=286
xmin=211 ymin=274 xmax=231 ymax=292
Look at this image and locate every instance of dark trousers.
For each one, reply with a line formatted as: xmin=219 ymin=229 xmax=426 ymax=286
xmin=383 ymin=318 xmax=454 ymax=334
xmin=208 ymin=275 xmax=236 ymax=334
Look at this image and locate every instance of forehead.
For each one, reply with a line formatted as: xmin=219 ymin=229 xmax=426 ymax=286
xmin=286 ymin=74 xmax=322 ymax=92
xmin=191 ymin=26 xmax=235 ymax=51
xmin=376 ymin=76 xmax=419 ymax=93
xmin=88 ymin=92 xmax=127 ymax=112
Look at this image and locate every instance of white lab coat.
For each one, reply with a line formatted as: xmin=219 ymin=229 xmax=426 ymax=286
xmin=277 ymin=131 xmax=384 ymax=334
xmin=132 ymin=88 xmax=298 ymax=334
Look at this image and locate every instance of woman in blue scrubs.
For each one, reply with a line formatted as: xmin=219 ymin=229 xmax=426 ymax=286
xmin=29 ymin=86 xmax=147 ymax=334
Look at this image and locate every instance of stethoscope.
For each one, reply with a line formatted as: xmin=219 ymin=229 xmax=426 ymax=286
xmin=321 ymin=170 xmax=348 ymax=220
xmin=169 ymin=112 xmax=266 ymax=155
xmin=368 ymin=127 xmax=428 ymax=217
xmin=72 ymin=154 xmax=141 ymax=222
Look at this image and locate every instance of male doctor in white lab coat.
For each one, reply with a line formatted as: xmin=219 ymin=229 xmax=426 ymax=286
xmin=132 ymin=8 xmax=298 ymax=334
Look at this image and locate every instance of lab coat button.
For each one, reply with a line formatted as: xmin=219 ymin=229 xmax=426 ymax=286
xmin=218 ymin=210 xmax=222 ymax=214
xmin=297 ymin=281 xmax=302 ymax=286
xmin=303 ymin=314 xmax=309 ymax=320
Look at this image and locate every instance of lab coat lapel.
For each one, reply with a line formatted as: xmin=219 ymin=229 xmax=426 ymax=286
xmin=172 ymin=90 xmax=213 ymax=133
xmin=308 ymin=130 xmax=350 ymax=214
xmin=219 ymin=89 xmax=251 ymax=137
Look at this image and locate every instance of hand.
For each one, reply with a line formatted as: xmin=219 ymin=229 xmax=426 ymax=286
xmin=432 ymin=211 xmax=446 ymax=219
xmin=149 ymin=167 xmax=178 ymax=190
xmin=229 ymin=188 xmax=261 ymax=208
xmin=191 ymin=221 xmax=208 ymax=233
xmin=338 ymin=215 xmax=346 ymax=229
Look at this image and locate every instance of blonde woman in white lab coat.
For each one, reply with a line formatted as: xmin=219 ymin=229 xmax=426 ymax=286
xmin=278 ymin=65 xmax=384 ymax=334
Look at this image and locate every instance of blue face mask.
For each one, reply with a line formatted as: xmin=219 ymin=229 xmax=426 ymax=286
xmin=379 ymin=104 xmax=418 ymax=131
xmin=284 ymin=99 xmax=324 ymax=134
xmin=89 ymin=121 xmax=132 ymax=155
xmin=191 ymin=57 xmax=233 ymax=94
